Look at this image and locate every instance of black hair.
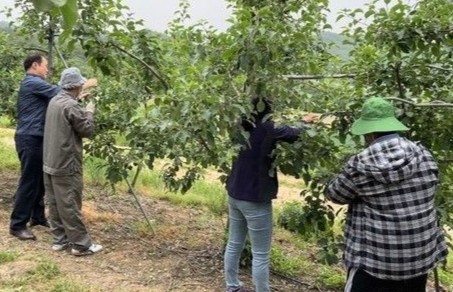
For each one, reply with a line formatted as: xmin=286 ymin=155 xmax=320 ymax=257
xmin=241 ymin=97 xmax=273 ymax=131
xmin=23 ymin=54 xmax=45 ymax=71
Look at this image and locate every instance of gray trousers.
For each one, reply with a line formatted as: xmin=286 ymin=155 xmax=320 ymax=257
xmin=44 ymin=173 xmax=91 ymax=250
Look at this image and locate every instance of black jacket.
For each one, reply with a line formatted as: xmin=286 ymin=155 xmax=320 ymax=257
xmin=226 ymin=120 xmax=301 ymax=202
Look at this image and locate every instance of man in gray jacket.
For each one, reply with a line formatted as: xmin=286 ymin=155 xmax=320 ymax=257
xmin=43 ymin=67 xmax=102 ymax=256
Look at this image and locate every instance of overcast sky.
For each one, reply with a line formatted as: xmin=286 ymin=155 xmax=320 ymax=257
xmin=0 ymin=0 xmax=417 ymax=33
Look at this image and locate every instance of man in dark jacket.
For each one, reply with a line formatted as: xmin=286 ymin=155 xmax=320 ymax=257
xmin=325 ymin=97 xmax=448 ymax=292
xmin=9 ymin=54 xmax=60 ymax=240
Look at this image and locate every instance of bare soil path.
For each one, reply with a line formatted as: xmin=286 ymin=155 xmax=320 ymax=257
xmin=0 ymin=171 xmax=309 ymax=292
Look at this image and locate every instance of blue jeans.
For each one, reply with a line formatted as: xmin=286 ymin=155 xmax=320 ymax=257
xmin=224 ymin=196 xmax=272 ymax=292
xmin=10 ymin=134 xmax=46 ymax=231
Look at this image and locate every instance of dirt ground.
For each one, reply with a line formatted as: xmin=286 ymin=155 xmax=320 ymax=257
xmin=0 ymin=171 xmax=317 ymax=292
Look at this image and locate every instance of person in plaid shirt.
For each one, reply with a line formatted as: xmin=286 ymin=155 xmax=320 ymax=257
xmin=325 ymin=97 xmax=448 ymax=292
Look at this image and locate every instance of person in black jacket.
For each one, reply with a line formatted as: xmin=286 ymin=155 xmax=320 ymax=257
xmin=224 ymin=97 xmax=316 ymax=292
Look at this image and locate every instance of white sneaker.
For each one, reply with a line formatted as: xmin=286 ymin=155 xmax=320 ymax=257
xmin=71 ymin=244 xmax=103 ymax=256
xmin=51 ymin=243 xmax=70 ymax=251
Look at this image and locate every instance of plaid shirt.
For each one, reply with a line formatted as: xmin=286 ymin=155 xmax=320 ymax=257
xmin=326 ymin=134 xmax=448 ymax=280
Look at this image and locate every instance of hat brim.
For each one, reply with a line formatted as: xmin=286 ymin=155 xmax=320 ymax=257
xmin=350 ymin=116 xmax=409 ymax=135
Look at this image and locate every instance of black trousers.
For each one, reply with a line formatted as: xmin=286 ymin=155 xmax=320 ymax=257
xmin=349 ymin=269 xmax=428 ymax=292
xmin=10 ymin=134 xmax=46 ymax=231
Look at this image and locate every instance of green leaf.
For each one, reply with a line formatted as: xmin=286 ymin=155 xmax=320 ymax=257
xmin=364 ymin=10 xmax=375 ymax=18
xmin=59 ymin=0 xmax=78 ymax=30
xmin=50 ymin=0 xmax=67 ymax=7
xmin=31 ymin=0 xmax=54 ymax=11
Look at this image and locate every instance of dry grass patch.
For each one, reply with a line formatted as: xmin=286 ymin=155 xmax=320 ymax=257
xmin=82 ymin=202 xmax=123 ymax=224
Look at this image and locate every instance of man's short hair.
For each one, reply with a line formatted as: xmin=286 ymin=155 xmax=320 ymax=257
xmin=23 ymin=54 xmax=45 ymax=71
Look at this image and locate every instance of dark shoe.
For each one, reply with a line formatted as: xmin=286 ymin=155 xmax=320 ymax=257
xmin=30 ymin=220 xmax=50 ymax=228
xmin=9 ymin=228 xmax=36 ymax=240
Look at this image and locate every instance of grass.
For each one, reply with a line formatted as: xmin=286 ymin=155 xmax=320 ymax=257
xmin=51 ymin=278 xmax=94 ymax=292
xmin=0 ymin=116 xmax=14 ymax=128
xmin=85 ymin=157 xmax=229 ymax=216
xmin=317 ymin=266 xmax=345 ymax=289
xmin=130 ymin=219 xmax=156 ymax=237
xmin=0 ymin=256 xmax=62 ymax=290
xmin=0 ymin=128 xmax=19 ymax=171
xmin=272 ymin=228 xmax=346 ymax=288
xmin=83 ymin=153 xmax=228 ymax=215
xmin=0 ymin=276 xmax=30 ymax=289
xmin=0 ymin=249 xmax=101 ymax=292
xmin=437 ymin=252 xmax=453 ymax=290
xmin=0 ymin=250 xmax=19 ymax=264
xmin=27 ymin=259 xmax=60 ymax=280
xmin=0 ymin=142 xmax=19 ymax=171
xmin=270 ymin=246 xmax=312 ymax=276
xmin=149 ymin=179 xmax=228 ymax=216
xmin=84 ymin=156 xmax=109 ymax=186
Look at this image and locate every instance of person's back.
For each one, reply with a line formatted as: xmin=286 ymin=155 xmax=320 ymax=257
xmin=227 ymin=119 xmax=300 ymax=203
xmin=43 ymin=91 xmax=94 ymax=176
xmin=325 ymin=97 xmax=448 ymax=292
xmin=328 ymin=134 xmax=447 ymax=280
xmin=43 ymin=67 xmax=102 ymax=256
xmin=224 ymin=97 xmax=317 ymax=292
xmin=16 ymin=74 xmax=59 ymax=136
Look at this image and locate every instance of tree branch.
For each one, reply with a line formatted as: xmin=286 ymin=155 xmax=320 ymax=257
xmin=427 ymin=65 xmax=453 ymax=72
xmin=110 ymin=42 xmax=169 ymax=91
xmin=386 ymin=97 xmax=453 ymax=108
xmin=270 ymin=269 xmax=320 ymax=290
xmin=53 ymin=43 xmax=68 ymax=68
xmin=284 ymin=74 xmax=356 ymax=80
xmin=394 ymin=62 xmax=406 ymax=99
xmin=284 ymin=64 xmax=453 ymax=81
xmin=21 ymin=47 xmax=48 ymax=54
xmin=124 ymin=176 xmax=155 ymax=236
xmin=197 ymin=134 xmax=212 ymax=154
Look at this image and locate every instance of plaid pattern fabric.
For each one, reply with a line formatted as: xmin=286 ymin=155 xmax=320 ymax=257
xmin=326 ymin=135 xmax=448 ymax=280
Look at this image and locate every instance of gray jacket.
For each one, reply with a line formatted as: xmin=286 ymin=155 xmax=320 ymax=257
xmin=43 ymin=90 xmax=95 ymax=176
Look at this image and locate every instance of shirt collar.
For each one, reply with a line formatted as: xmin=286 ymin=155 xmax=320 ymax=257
xmin=26 ymin=73 xmax=45 ymax=80
xmin=370 ymin=133 xmax=400 ymax=146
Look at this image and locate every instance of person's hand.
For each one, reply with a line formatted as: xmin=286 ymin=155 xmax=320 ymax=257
xmin=86 ymin=101 xmax=96 ymax=114
xmin=78 ymin=91 xmax=91 ymax=101
xmin=302 ymin=113 xmax=320 ymax=123
xmin=79 ymin=78 xmax=98 ymax=100
xmin=83 ymin=78 xmax=98 ymax=90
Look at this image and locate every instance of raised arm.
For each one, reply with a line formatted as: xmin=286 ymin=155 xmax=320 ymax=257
xmin=31 ymin=78 xmax=60 ymax=100
xmin=325 ymin=164 xmax=359 ymax=205
xmin=67 ymin=102 xmax=96 ymax=138
xmin=272 ymin=125 xmax=302 ymax=143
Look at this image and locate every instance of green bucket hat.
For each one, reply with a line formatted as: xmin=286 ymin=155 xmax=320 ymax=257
xmin=350 ymin=97 xmax=409 ymax=135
